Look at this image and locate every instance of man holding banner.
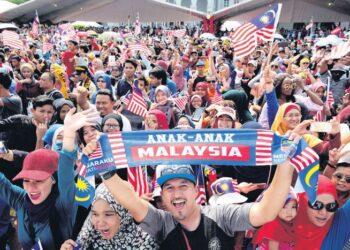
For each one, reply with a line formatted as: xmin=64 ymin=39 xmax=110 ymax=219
xmin=99 ymin=132 xmax=299 ymax=250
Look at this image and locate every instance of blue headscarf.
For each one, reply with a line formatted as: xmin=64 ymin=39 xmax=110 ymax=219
xmin=42 ymin=124 xmax=63 ymax=147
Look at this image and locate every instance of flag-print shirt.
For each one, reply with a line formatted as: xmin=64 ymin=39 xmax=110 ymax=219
xmin=140 ymin=203 xmax=254 ymax=250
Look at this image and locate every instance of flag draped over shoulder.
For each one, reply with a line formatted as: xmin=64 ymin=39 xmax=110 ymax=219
xmin=81 ymin=129 xmax=319 ymax=203
xmin=232 ymin=3 xmax=282 ymax=58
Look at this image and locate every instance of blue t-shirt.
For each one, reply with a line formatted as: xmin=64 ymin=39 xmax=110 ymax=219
xmin=0 ymin=198 xmax=11 ymax=236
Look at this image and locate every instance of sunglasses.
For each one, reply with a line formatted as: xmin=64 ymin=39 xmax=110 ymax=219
xmin=207 ymin=80 xmax=216 ymax=83
xmin=271 ymin=65 xmax=279 ymax=69
xmin=308 ymin=200 xmax=338 ymax=212
xmin=161 ymin=166 xmax=194 ymax=176
xmin=333 ymin=173 xmax=350 ymax=184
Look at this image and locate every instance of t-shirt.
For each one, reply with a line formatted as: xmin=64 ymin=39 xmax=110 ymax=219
xmin=140 ymin=203 xmax=254 ymax=250
xmin=320 ymin=71 xmax=349 ymax=104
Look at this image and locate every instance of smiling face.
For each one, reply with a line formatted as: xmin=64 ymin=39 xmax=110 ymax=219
xmin=83 ymin=126 xmax=99 ymax=144
xmin=307 ymin=193 xmax=336 ymax=227
xmin=91 ymin=199 xmax=121 ymax=240
xmin=161 ymin=178 xmax=198 ymax=221
xmin=155 ymin=90 xmax=168 ymax=105
xmin=283 ymin=109 xmax=301 ymax=130
xmin=23 ymin=177 xmax=55 ymax=205
xmin=281 ymin=78 xmax=295 ymax=96
xmin=331 ymin=167 xmax=350 ymax=193
xmin=278 ymin=199 xmax=298 ymax=223
xmin=145 ymin=114 xmax=158 ymax=130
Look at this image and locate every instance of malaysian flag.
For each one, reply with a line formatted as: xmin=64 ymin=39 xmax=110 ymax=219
xmin=289 ymin=141 xmax=319 ymax=203
xmin=255 ymin=130 xmax=274 ymax=165
xmin=326 ymin=41 xmax=350 ymax=60
xmin=195 ymin=166 xmax=207 ymax=205
xmin=134 ymin=12 xmax=141 ymax=36
xmin=128 ymin=166 xmax=150 ymax=197
xmin=120 ymin=90 xmax=132 ymax=106
xmin=1 ymin=30 xmax=24 ymax=49
xmin=232 ymin=3 xmax=282 ymax=58
xmin=128 ymin=42 xmax=152 ymax=56
xmin=126 ymin=87 xmax=148 ymax=117
xmin=211 ymin=84 xmax=223 ymax=104
xmin=42 ymin=42 xmax=53 ymax=54
xmin=171 ymin=96 xmax=188 ymax=111
xmin=305 ymin=19 xmax=313 ymax=31
xmin=88 ymin=142 xmax=103 ymax=160
xmin=172 ymin=29 xmax=186 ymax=38
xmin=75 ymin=175 xmax=95 ymax=208
xmin=32 ymin=10 xmax=40 ymax=38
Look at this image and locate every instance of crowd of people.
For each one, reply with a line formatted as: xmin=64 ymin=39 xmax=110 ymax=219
xmin=0 ymin=21 xmax=349 ymax=250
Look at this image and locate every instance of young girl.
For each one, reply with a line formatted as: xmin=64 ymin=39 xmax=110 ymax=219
xmin=253 ymin=188 xmax=298 ymax=250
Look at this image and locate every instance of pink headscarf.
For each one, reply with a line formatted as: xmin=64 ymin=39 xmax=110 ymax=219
xmin=172 ymin=64 xmax=186 ymax=91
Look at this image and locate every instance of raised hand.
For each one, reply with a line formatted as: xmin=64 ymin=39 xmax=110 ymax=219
xmin=64 ymin=107 xmax=100 ymax=134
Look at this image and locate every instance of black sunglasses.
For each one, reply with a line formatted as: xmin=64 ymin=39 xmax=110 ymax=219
xmin=308 ymin=200 xmax=338 ymax=212
xmin=333 ymin=173 xmax=350 ymax=184
xmin=207 ymin=80 xmax=216 ymax=83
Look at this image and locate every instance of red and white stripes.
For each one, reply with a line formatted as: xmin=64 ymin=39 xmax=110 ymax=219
xmin=255 ymin=130 xmax=274 ymax=165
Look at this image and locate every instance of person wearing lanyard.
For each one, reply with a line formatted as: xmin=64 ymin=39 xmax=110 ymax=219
xmin=94 ymin=132 xmax=299 ymax=250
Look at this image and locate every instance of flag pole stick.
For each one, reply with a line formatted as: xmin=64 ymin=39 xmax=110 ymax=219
xmin=267 ymin=3 xmax=282 ymax=66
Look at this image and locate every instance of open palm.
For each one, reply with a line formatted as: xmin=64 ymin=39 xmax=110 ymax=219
xmin=64 ymin=108 xmax=100 ymax=133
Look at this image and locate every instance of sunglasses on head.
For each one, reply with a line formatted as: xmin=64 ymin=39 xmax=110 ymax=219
xmin=333 ymin=173 xmax=350 ymax=184
xmin=308 ymin=200 xmax=338 ymax=212
xmin=161 ymin=166 xmax=194 ymax=176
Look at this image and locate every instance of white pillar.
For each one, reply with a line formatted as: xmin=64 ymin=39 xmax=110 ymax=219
xmin=190 ymin=0 xmax=197 ymax=10
xmin=175 ymin=0 xmax=181 ymax=5
xmin=207 ymin=0 xmax=215 ymax=13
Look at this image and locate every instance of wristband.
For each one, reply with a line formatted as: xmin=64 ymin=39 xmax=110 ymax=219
xmin=327 ymin=161 xmax=336 ymax=169
xmin=100 ymin=170 xmax=116 ymax=181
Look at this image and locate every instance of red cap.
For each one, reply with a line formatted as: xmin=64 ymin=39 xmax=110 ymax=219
xmin=13 ymin=149 xmax=59 ymax=181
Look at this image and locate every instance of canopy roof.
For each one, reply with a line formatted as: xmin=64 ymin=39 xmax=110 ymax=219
xmin=1 ymin=0 xmax=349 ymax=23
xmin=0 ymin=0 xmax=205 ymax=23
xmin=213 ymin=0 xmax=350 ymax=23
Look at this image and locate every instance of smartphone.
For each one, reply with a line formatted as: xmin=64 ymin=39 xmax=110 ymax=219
xmin=192 ymin=107 xmax=205 ymax=122
xmin=0 ymin=141 xmax=8 ymax=154
xmin=310 ymin=122 xmax=332 ymax=133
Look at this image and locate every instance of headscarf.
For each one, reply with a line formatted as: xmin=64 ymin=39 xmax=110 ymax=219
xmin=101 ymin=113 xmax=124 ymax=132
xmin=77 ymin=183 xmax=158 ymax=250
xmin=176 ymin=114 xmax=195 ymax=129
xmin=293 ymin=175 xmax=338 ymax=250
xmin=52 ymin=99 xmax=74 ymax=124
xmin=42 ymin=124 xmax=63 ymax=147
xmin=172 ymin=64 xmax=185 ymax=91
xmin=223 ymin=90 xmax=254 ymax=124
xmin=147 ymin=110 xmax=169 ymax=130
xmin=154 ymin=85 xmax=174 ymax=125
xmin=94 ymin=73 xmax=113 ymax=93
xmin=52 ymin=126 xmax=64 ymax=152
xmin=253 ymin=187 xmax=299 ymax=247
xmin=195 ymin=82 xmax=209 ymax=107
xmin=271 ymin=103 xmax=321 ymax=147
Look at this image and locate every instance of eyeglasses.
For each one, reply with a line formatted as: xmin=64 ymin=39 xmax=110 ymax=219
xmin=271 ymin=65 xmax=279 ymax=69
xmin=104 ymin=124 xmax=120 ymax=129
xmin=308 ymin=200 xmax=338 ymax=212
xmin=283 ymin=82 xmax=296 ymax=89
xmin=160 ymin=165 xmax=194 ymax=176
xmin=207 ymin=80 xmax=216 ymax=83
xmin=333 ymin=173 xmax=350 ymax=184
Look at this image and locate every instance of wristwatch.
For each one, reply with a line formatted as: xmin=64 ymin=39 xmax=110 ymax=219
xmin=100 ymin=170 xmax=116 ymax=181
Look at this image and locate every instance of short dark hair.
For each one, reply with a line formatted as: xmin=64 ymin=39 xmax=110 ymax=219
xmin=149 ymin=66 xmax=167 ymax=85
xmin=96 ymin=89 xmax=115 ymax=102
xmin=79 ymin=45 xmax=89 ymax=54
xmin=0 ymin=71 xmax=12 ymax=89
xmin=124 ymin=59 xmax=138 ymax=69
xmin=32 ymin=95 xmax=54 ymax=109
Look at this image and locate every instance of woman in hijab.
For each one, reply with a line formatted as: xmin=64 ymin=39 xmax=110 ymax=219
xmin=293 ymin=175 xmax=339 ymax=250
xmin=172 ymin=64 xmax=186 ymax=93
xmin=271 ymin=103 xmax=341 ymax=155
xmin=52 ymin=99 xmax=75 ymax=124
xmin=149 ymin=85 xmax=181 ymax=129
xmin=60 ymin=183 xmax=158 ymax=250
xmin=194 ymin=82 xmax=210 ymax=107
xmin=144 ymin=110 xmax=169 ymax=130
xmin=101 ymin=113 xmax=123 ymax=133
xmin=223 ymin=89 xmax=254 ymax=124
xmin=91 ymin=73 xmax=114 ymax=104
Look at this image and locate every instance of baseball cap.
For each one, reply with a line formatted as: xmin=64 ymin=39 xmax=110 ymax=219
xmin=247 ymin=60 xmax=257 ymax=67
xmin=13 ymin=149 xmax=59 ymax=181
xmin=196 ymin=60 xmax=205 ymax=67
xmin=209 ymin=177 xmax=248 ymax=205
xmin=156 ymin=165 xmax=196 ymax=186
xmin=216 ymin=106 xmax=236 ymax=121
